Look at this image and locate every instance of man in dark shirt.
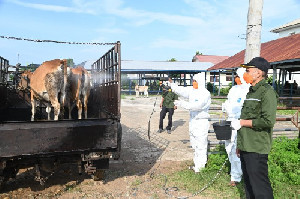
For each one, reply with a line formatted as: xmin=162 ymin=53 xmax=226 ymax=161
xmin=158 ymin=86 xmax=178 ymax=134
xmin=232 ymin=57 xmax=277 ymax=199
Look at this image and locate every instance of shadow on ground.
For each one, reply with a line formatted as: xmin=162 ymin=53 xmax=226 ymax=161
xmin=0 ymin=124 xmax=169 ymax=193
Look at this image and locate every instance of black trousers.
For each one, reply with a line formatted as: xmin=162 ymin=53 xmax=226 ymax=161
xmin=240 ymin=151 xmax=274 ymax=199
xmin=159 ymin=107 xmax=174 ymax=130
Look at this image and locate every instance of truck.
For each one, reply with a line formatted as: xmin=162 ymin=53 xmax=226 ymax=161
xmin=0 ymin=42 xmax=122 ymax=186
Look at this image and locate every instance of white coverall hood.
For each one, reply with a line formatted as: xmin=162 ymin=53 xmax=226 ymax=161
xmin=236 ymin=68 xmax=246 ymax=84
xmin=193 ymin=73 xmax=205 ymax=88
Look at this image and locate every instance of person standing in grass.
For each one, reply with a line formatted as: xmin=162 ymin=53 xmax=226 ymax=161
xmin=222 ymin=67 xmax=250 ymax=186
xmin=232 ymin=57 xmax=277 ymax=199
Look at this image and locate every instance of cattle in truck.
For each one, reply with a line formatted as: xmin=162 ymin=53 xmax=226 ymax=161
xmin=29 ymin=59 xmax=69 ymax=121
xmin=18 ymin=70 xmax=32 ymax=91
xmin=66 ymin=66 xmax=91 ymax=119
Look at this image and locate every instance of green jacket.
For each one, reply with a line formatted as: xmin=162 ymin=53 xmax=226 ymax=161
xmin=162 ymin=90 xmax=178 ymax=108
xmin=237 ymin=80 xmax=278 ymax=154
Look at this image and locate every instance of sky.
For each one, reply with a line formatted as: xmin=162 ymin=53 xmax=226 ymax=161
xmin=0 ymin=0 xmax=300 ymax=66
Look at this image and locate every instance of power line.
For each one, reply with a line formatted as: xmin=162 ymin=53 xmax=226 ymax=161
xmin=0 ymin=35 xmax=116 ymax=45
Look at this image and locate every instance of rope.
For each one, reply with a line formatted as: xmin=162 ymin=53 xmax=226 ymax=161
xmin=147 ymin=87 xmax=162 ymax=140
xmin=0 ymin=35 xmax=116 ymax=45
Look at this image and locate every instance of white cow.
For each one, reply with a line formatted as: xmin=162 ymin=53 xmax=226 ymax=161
xmin=135 ymin=85 xmax=148 ymax=97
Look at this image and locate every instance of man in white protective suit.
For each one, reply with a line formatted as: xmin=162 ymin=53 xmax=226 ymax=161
xmin=169 ymin=73 xmax=211 ymax=172
xmin=222 ymin=68 xmax=250 ymax=186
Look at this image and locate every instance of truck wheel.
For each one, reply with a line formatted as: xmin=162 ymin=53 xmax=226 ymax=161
xmin=92 ymin=169 xmax=105 ymax=181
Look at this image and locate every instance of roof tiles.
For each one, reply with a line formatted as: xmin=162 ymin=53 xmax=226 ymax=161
xmin=192 ymin=55 xmax=229 ymax=65
xmin=208 ymin=33 xmax=300 ymax=70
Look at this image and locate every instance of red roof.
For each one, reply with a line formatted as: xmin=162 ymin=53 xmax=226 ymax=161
xmin=192 ymin=54 xmax=229 ymax=65
xmin=208 ymin=33 xmax=300 ymax=70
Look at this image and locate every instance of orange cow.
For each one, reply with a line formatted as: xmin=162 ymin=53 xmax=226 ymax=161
xmin=18 ymin=70 xmax=32 ymax=91
xmin=66 ymin=66 xmax=91 ymax=119
xmin=29 ymin=59 xmax=69 ymax=121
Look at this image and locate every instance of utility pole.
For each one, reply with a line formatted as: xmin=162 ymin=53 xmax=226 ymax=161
xmin=244 ymin=0 xmax=264 ymax=63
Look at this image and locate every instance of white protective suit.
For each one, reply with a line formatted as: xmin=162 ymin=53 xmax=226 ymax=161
xmin=170 ymin=73 xmax=211 ymax=172
xmin=222 ymin=68 xmax=250 ymax=182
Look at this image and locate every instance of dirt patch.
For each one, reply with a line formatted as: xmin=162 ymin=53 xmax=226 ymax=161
xmin=0 ymin=96 xmax=297 ymax=199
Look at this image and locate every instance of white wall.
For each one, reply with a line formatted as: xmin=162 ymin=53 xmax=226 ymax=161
xmin=278 ymin=27 xmax=300 ymax=38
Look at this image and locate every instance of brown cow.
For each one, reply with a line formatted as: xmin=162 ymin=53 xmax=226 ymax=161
xmin=29 ymin=59 xmax=69 ymax=121
xmin=18 ymin=70 xmax=32 ymax=91
xmin=66 ymin=66 xmax=91 ymax=119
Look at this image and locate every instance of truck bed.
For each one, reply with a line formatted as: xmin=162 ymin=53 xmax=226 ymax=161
xmin=0 ymin=119 xmax=119 ymax=158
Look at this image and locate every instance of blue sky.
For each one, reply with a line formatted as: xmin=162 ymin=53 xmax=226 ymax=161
xmin=0 ymin=0 xmax=300 ymax=66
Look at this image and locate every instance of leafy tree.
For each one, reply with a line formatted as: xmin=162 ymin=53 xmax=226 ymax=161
xmin=168 ymin=58 xmax=177 ymax=62
xmin=195 ymin=51 xmax=202 ymax=55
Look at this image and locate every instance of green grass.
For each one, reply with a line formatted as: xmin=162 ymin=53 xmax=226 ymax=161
xmin=163 ymin=138 xmax=300 ymax=198
xmin=209 ymin=112 xmax=222 ymax=115
xmin=276 ymin=109 xmax=298 ymax=115
xmin=213 ymin=98 xmax=227 ymax=102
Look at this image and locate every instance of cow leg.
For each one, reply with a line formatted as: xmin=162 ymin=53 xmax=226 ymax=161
xmin=52 ymin=100 xmax=60 ymax=120
xmin=60 ymin=92 xmax=66 ymax=119
xmin=83 ymin=95 xmax=88 ymax=119
xmin=46 ymin=103 xmax=51 ymax=120
xmin=136 ymin=91 xmax=139 ymax=98
xmin=76 ymin=99 xmax=82 ymax=119
xmin=31 ymin=99 xmax=36 ymax=121
xmin=68 ymin=102 xmax=72 ymax=120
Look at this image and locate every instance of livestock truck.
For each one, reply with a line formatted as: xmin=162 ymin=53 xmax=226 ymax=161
xmin=0 ymin=42 xmax=122 ymax=186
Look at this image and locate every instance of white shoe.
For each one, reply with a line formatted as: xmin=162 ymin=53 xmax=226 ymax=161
xmin=188 ymin=166 xmax=200 ymax=173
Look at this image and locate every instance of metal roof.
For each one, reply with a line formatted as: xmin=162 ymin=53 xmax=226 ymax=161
xmin=121 ymin=60 xmax=213 ymax=74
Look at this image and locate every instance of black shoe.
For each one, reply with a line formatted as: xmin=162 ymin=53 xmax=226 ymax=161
xmin=157 ymin=129 xmax=163 ymax=133
xmin=167 ymin=130 xmax=171 ymax=134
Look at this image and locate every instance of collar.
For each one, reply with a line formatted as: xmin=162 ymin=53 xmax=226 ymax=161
xmin=249 ymin=79 xmax=265 ymax=92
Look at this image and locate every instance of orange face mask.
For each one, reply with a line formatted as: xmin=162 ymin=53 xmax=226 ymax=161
xmin=235 ymin=77 xmax=242 ymax=85
xmin=193 ymin=81 xmax=198 ymax=89
xmin=243 ymin=73 xmax=253 ymax=84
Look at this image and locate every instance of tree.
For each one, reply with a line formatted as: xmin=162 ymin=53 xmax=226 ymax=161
xmin=195 ymin=51 xmax=202 ymax=55
xmin=168 ymin=58 xmax=177 ymax=62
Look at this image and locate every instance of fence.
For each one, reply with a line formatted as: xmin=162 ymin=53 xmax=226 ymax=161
xmin=207 ymin=96 xmax=300 ymax=153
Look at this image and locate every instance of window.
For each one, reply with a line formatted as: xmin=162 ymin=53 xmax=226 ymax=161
xmin=210 ymin=72 xmax=219 ymax=82
xmin=226 ymin=74 xmax=233 ymax=81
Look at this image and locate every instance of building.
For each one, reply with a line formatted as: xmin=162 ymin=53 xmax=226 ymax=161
xmin=208 ymin=31 xmax=300 ymax=96
xmin=120 ymin=60 xmax=215 ymax=94
xmin=270 ymin=18 xmax=300 ymax=38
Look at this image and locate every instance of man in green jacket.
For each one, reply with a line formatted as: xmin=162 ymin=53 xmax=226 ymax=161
xmin=158 ymin=85 xmax=178 ymax=134
xmin=231 ymin=57 xmax=277 ymax=199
